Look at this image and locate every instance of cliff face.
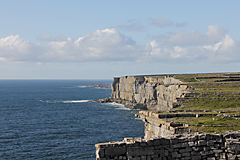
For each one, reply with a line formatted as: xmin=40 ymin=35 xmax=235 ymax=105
xmin=111 ymin=76 xmax=190 ymax=111
xmin=136 ymin=111 xmax=188 ymax=139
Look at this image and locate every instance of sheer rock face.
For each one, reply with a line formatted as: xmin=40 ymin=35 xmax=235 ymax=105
xmin=111 ymin=76 xmax=191 ymax=111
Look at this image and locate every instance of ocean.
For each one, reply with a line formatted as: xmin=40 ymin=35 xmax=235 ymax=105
xmin=0 ymin=80 xmax=144 ymax=159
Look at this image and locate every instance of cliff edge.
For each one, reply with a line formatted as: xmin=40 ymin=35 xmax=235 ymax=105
xmin=96 ymin=72 xmax=240 ymax=159
xmin=110 ymin=75 xmax=192 ymax=111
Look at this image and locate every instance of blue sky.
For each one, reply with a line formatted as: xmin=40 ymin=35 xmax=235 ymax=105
xmin=0 ymin=0 xmax=239 ymax=79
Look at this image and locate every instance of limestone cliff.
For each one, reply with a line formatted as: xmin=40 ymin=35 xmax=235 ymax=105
xmin=111 ymin=75 xmax=191 ymax=111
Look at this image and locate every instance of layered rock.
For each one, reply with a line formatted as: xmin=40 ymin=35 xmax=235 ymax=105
xmin=111 ymin=75 xmax=191 ymax=111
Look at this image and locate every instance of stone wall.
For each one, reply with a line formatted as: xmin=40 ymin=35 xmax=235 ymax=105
xmin=111 ymin=76 xmax=191 ymax=111
xmin=96 ymin=131 xmax=240 ymax=160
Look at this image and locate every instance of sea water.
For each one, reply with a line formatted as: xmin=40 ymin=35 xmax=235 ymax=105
xmin=0 ymin=80 xmax=144 ymax=159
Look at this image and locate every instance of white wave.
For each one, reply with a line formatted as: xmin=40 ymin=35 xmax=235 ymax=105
xmin=39 ymin=99 xmax=91 ymax=103
xmin=135 ymin=117 xmax=142 ymax=120
xmin=78 ymin=86 xmax=88 ymax=88
xmin=107 ymin=102 xmax=124 ymax=106
xmin=104 ymin=102 xmax=131 ymax=110
xmin=63 ymin=100 xmax=91 ymax=103
xmin=115 ymin=106 xmax=131 ymax=110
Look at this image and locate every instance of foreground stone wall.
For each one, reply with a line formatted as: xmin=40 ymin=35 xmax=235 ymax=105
xmin=96 ymin=131 xmax=240 ymax=160
xmin=111 ymin=76 xmax=191 ymax=111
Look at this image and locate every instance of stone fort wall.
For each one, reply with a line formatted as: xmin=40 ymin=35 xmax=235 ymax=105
xmin=96 ymin=131 xmax=240 ymax=160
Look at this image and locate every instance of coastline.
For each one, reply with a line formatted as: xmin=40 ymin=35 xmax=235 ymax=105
xmin=95 ymin=72 xmax=240 ymax=159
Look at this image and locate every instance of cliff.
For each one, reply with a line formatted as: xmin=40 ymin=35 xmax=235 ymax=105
xmin=111 ymin=75 xmax=192 ymax=111
xmin=96 ymin=72 xmax=240 ymax=159
xmin=109 ymin=73 xmax=240 ymax=138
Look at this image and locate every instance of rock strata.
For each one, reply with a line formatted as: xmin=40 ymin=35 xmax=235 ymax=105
xmin=111 ymin=75 xmax=192 ymax=111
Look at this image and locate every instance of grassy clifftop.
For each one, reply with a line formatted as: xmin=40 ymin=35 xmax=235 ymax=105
xmin=152 ymin=72 xmax=240 ymax=134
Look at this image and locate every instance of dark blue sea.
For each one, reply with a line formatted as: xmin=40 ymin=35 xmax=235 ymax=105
xmin=0 ymin=80 xmax=144 ymax=159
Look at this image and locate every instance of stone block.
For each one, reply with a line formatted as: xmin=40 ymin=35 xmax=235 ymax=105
xmin=197 ymin=140 xmax=207 ymax=146
xmin=180 ymin=157 xmax=191 ymax=160
xmin=164 ymin=150 xmax=169 ymax=157
xmin=173 ymin=142 xmax=188 ymax=149
xmin=207 ymin=157 xmax=215 ymax=160
xmin=153 ymin=139 xmax=161 ymax=146
xmin=213 ymin=149 xmax=224 ymax=154
xmin=188 ymin=135 xmax=198 ymax=142
xmin=140 ymin=155 xmax=147 ymax=160
xmin=191 ymin=151 xmax=201 ymax=156
xmin=188 ymin=141 xmax=195 ymax=147
xmin=127 ymin=147 xmax=154 ymax=156
xmin=207 ymin=140 xmax=215 ymax=146
xmin=147 ymin=139 xmax=154 ymax=146
xmin=153 ymin=149 xmax=164 ymax=155
xmin=179 ymin=147 xmax=192 ymax=153
xmin=105 ymin=147 xmax=126 ymax=156
xmin=181 ymin=152 xmax=190 ymax=157
xmin=200 ymin=151 xmax=213 ymax=156
xmin=160 ymin=138 xmax=170 ymax=145
xmin=170 ymin=137 xmax=179 ymax=144
xmin=140 ymin=142 xmax=148 ymax=147
xmin=172 ymin=151 xmax=181 ymax=158
xmin=192 ymin=146 xmax=203 ymax=152
xmin=191 ymin=156 xmax=202 ymax=160
xmin=203 ymin=146 xmax=210 ymax=151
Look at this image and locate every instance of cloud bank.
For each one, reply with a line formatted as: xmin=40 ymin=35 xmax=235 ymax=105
xmin=0 ymin=25 xmax=239 ymax=64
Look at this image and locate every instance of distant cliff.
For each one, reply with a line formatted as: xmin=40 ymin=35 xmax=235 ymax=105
xmin=111 ymin=75 xmax=192 ymax=111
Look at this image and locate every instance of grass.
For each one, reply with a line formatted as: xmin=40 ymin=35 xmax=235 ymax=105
xmin=166 ymin=73 xmax=240 ymax=133
xmin=176 ymin=115 xmax=240 ymax=133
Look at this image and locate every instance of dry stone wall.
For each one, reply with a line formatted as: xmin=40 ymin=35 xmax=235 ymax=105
xmin=96 ymin=131 xmax=240 ymax=160
xmin=111 ymin=76 xmax=191 ymax=111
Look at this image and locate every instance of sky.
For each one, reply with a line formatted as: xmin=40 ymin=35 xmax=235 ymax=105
xmin=0 ymin=0 xmax=239 ymax=79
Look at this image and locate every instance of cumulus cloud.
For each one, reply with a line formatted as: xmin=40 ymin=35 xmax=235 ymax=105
xmin=0 ymin=35 xmax=41 ymax=62
xmin=0 ymin=26 xmax=238 ymax=65
xmin=42 ymin=28 xmax=141 ymax=62
xmin=0 ymin=29 xmax=143 ymax=63
xmin=144 ymin=25 xmax=239 ymax=63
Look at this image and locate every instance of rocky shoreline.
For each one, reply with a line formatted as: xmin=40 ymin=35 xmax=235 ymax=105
xmin=85 ymin=84 xmax=111 ymax=89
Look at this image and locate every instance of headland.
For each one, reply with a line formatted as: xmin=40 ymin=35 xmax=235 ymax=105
xmin=96 ymin=72 xmax=240 ymax=160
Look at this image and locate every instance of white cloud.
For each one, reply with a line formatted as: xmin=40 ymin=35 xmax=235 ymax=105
xmin=144 ymin=32 xmax=239 ymax=64
xmin=166 ymin=25 xmax=227 ymax=46
xmin=0 ymin=35 xmax=41 ymax=62
xmin=0 ymin=26 xmax=238 ymax=65
xmin=41 ymin=28 xmax=141 ymax=62
xmin=152 ymin=18 xmax=173 ymax=27
xmin=205 ymin=25 xmax=228 ymax=43
xmin=0 ymin=29 xmax=143 ymax=63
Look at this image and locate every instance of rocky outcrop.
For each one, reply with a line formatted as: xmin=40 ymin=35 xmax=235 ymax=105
xmin=111 ymin=75 xmax=191 ymax=111
xmin=136 ymin=111 xmax=189 ymax=139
